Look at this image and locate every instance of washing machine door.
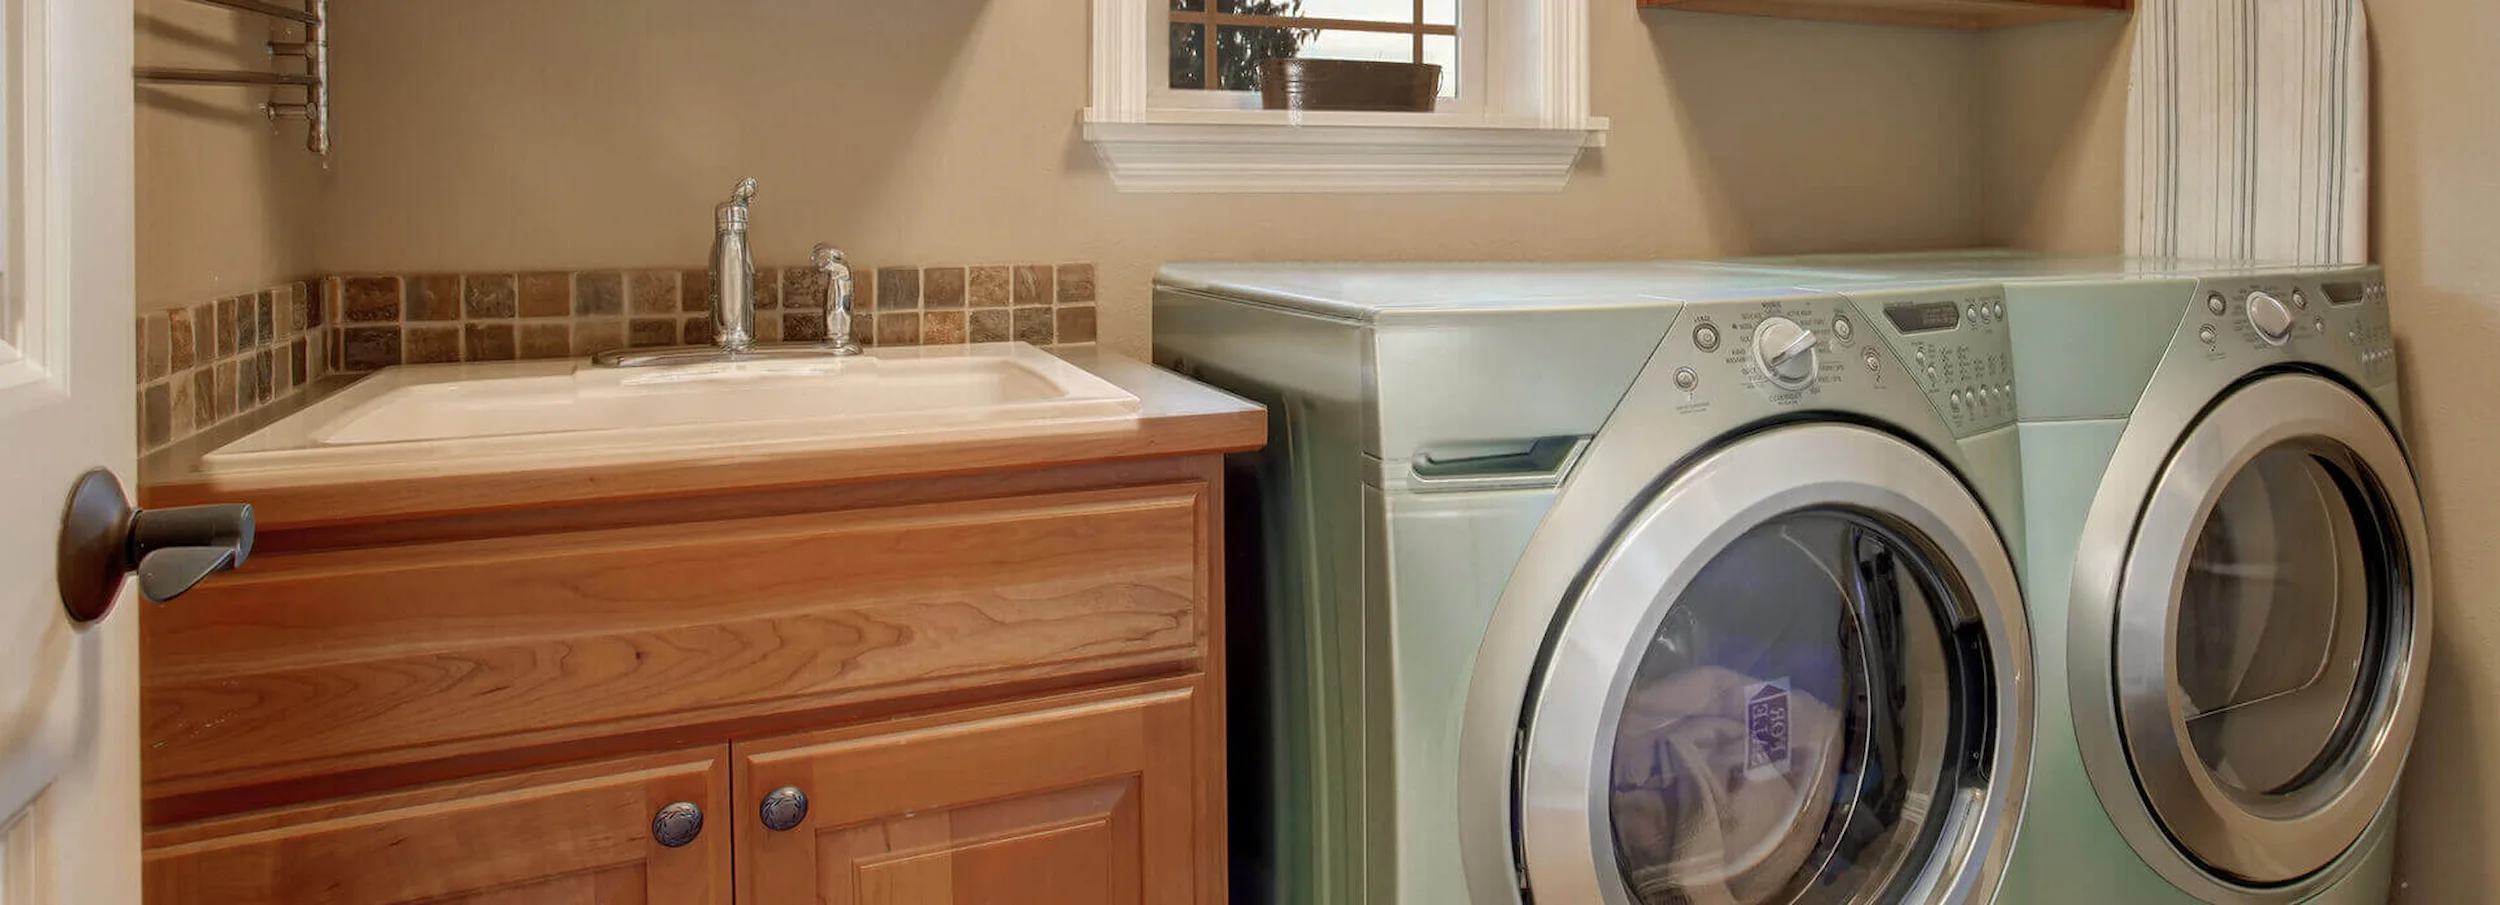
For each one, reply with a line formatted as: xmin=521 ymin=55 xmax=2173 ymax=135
xmin=2089 ymin=373 xmax=2430 ymax=895
xmin=1514 ymin=423 xmax=2030 ymax=905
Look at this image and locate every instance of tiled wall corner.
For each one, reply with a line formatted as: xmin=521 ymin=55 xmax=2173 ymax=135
xmin=136 ymin=279 xmax=328 ymax=453
xmin=137 ymin=261 xmax=1099 ymax=454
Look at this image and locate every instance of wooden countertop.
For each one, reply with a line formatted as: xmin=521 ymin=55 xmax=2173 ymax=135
xmin=140 ymin=348 xmax=1265 ymax=530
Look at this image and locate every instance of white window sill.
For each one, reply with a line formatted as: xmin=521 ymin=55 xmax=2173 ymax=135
xmin=1081 ymin=109 xmax=1609 ymax=194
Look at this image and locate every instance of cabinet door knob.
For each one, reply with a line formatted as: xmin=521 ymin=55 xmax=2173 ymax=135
xmin=760 ymin=786 xmax=809 ymax=832
xmin=652 ymin=801 xmax=705 ymax=848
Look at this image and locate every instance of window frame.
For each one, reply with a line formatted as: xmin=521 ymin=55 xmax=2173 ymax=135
xmin=1084 ymin=0 xmax=1606 ymax=193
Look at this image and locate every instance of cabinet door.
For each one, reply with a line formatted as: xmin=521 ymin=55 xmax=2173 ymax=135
xmin=738 ymin=682 xmax=1212 ymax=905
xmin=143 ymin=747 xmax=732 ymax=905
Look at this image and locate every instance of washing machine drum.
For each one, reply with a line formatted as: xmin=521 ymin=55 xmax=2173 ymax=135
xmin=1607 ymin=514 xmax=1967 ymax=905
xmin=1510 ymin=425 xmax=2029 ymax=905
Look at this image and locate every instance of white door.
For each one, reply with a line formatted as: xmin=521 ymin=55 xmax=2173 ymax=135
xmin=0 ymin=0 xmax=139 ymax=903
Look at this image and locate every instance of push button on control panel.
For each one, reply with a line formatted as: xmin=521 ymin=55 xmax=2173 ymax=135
xmin=1693 ymin=323 xmax=1721 ymax=353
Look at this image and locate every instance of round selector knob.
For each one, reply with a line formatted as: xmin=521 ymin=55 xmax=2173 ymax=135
xmin=1752 ymin=316 xmax=1821 ymax=390
xmin=2246 ymin=290 xmax=2295 ymax=345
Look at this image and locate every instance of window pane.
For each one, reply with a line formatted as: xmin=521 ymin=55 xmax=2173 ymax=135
xmin=1422 ymin=33 xmax=1456 ymax=98
xmin=1296 ymin=28 xmax=1414 ymax=64
xmin=1171 ymin=0 xmax=1204 ymax=10
xmin=1218 ymin=0 xmax=1418 ymax=20
xmin=1424 ymin=0 xmax=1457 ymax=26
xmin=1170 ymin=23 xmax=1207 ymax=90
xmin=1216 ymin=26 xmax=1439 ymax=92
xmin=1215 ymin=25 xmax=1297 ymax=91
xmin=1281 ymin=0 xmax=1417 ymax=21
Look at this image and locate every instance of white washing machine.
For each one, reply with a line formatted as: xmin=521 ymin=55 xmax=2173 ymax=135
xmin=1752 ymin=252 xmax=2432 ymax=905
xmin=1153 ymin=263 xmax=2037 ymax=905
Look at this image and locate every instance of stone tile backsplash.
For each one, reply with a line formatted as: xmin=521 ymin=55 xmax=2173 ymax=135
xmin=135 ymin=279 xmax=329 ymax=454
xmin=138 ymin=262 xmax=1100 ymax=453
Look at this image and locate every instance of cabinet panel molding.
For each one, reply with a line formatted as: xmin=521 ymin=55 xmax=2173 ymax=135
xmin=737 ymin=683 xmax=1207 ymax=905
xmin=145 ymin=484 xmax=1209 ymax=804
xmin=143 ymin=748 xmax=730 ymax=905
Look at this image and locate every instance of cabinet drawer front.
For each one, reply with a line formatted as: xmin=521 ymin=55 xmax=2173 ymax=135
xmin=144 ymin=748 xmax=730 ymax=905
xmin=736 ymin=685 xmax=1205 ymax=905
xmin=144 ymin=484 xmax=1208 ymax=799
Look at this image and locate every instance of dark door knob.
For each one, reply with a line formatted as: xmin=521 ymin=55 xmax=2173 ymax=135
xmin=56 ymin=468 xmax=254 ymax=624
xmin=760 ymin=786 xmax=809 ymax=831
xmin=652 ymin=801 xmax=704 ymax=848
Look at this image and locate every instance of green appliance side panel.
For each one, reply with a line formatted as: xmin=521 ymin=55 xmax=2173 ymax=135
xmin=1383 ymin=486 xmax=1558 ymax=905
xmin=1155 ymin=289 xmax=1377 ymax=905
xmin=2002 ymin=418 xmax=2196 ymax=904
xmin=2005 ymin=280 xmax=2194 ymax=422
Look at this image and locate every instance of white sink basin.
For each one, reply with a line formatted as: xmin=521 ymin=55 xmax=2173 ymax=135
xmin=201 ymin=343 xmax=1143 ymax=474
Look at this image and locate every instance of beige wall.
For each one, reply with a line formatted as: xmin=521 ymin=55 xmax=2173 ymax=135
xmin=285 ymin=0 xmax=2098 ymax=356
xmin=2378 ymin=0 xmax=2500 ymax=899
xmin=138 ymin=1 xmax=2130 ymax=354
xmin=1979 ymin=14 xmax=2128 ymax=253
xmin=134 ymin=0 xmax=320 ymax=311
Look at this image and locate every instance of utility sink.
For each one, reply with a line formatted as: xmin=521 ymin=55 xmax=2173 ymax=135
xmin=200 ymin=343 xmax=1143 ymax=474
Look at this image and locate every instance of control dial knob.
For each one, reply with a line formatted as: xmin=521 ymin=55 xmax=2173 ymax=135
xmin=2246 ymin=291 xmax=2295 ymax=345
xmin=1753 ymin=316 xmax=1820 ymax=390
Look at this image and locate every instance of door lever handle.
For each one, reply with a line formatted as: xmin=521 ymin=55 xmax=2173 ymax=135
xmin=56 ymin=468 xmax=254 ymax=624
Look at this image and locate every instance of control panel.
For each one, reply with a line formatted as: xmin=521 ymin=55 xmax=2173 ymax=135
xmin=1861 ymin=285 xmax=2017 ymax=436
xmin=1681 ymin=296 xmax=1851 ymax=404
xmin=2190 ymin=271 xmax=2394 ymax=387
xmin=1652 ymin=287 xmax=2014 ymax=440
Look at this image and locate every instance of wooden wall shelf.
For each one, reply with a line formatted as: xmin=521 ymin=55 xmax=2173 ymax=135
xmin=1638 ymin=0 xmax=2129 ymax=29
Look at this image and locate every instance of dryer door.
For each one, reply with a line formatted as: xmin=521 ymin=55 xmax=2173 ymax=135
xmin=1514 ymin=424 xmax=2030 ymax=905
xmin=2101 ymin=373 xmax=2430 ymax=891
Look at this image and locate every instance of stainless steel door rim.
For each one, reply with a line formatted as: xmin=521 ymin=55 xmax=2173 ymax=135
xmin=1514 ymin=424 xmax=2032 ymax=905
xmin=2072 ymin=372 xmax=2430 ymax=901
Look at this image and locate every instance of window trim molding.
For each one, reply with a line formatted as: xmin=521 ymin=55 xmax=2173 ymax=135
xmin=1083 ymin=0 xmax=1606 ymax=194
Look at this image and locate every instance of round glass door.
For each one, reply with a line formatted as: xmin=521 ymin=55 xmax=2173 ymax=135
xmin=1607 ymin=512 xmax=1978 ymax=905
xmin=2105 ymin=374 xmax=2430 ymax=891
xmin=2176 ymin=444 xmax=2383 ymax=801
xmin=1512 ymin=424 xmax=2030 ymax=905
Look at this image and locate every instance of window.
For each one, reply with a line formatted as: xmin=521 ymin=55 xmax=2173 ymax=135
xmin=1085 ymin=0 xmax=1605 ymax=193
xmin=1166 ymin=1 xmax=1460 ymax=101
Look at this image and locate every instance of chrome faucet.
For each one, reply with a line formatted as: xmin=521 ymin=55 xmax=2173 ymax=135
xmin=814 ymin=244 xmax=862 ymax=356
xmin=594 ymin=177 xmax=865 ymax=367
xmin=711 ymin=178 xmax=760 ymax=353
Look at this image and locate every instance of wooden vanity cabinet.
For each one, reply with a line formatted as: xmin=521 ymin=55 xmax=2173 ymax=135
xmin=138 ymin=451 xmax=1240 ymax=905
